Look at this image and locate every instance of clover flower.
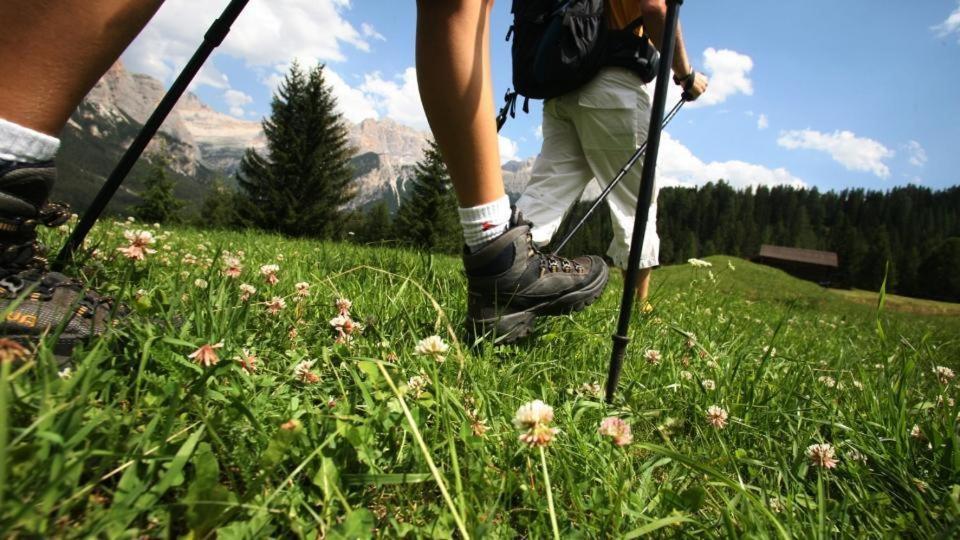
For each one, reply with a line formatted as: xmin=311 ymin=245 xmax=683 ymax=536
xmin=117 ymin=230 xmax=157 ymax=261
xmin=222 ymin=256 xmax=242 ymax=278
xmin=330 ymin=314 xmax=361 ymax=344
xmin=910 ymin=424 xmax=925 ymax=441
xmin=265 ymin=296 xmax=286 ymax=315
xmin=260 ymin=264 xmax=280 ymax=285
xmin=807 ymin=443 xmax=839 ymax=469
xmin=513 ymin=400 xmax=558 ymax=447
xmin=189 ymin=342 xmax=223 ymax=368
xmin=702 ymin=379 xmax=716 ymax=391
xmin=706 ymin=405 xmax=728 ymax=429
xmin=239 ymin=283 xmax=256 ymax=301
xmin=235 ymin=349 xmax=258 ymax=374
xmin=407 ymin=374 xmax=429 ymax=398
xmin=644 ymin=349 xmax=662 ymax=365
xmin=467 ymin=408 xmax=489 ymax=437
xmin=934 ymin=366 xmax=955 ymax=385
xmin=0 ymin=338 xmax=29 ymax=364
xmin=294 ymin=360 xmax=319 ymax=384
xmin=598 ymin=416 xmax=633 ymax=446
xmin=295 ymin=282 xmax=310 ymax=297
xmin=335 ymin=298 xmax=352 ymax=316
xmin=414 ymin=335 xmax=449 ymax=362
xmin=687 ymin=258 xmax=712 ymax=268
xmin=194 ymin=278 xmax=208 ymax=289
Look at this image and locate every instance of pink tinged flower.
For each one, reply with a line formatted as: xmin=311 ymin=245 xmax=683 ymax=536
xmin=294 ymin=281 xmax=310 ymax=297
xmin=706 ymin=405 xmax=728 ymax=429
xmin=513 ymin=399 xmax=559 ymax=448
xmin=330 ymin=315 xmax=361 ymax=343
xmin=239 ymin=283 xmax=256 ymax=301
xmin=294 ymin=360 xmax=319 ymax=384
xmin=807 ymin=443 xmax=839 ymax=469
xmin=260 ymin=264 xmax=279 ymax=285
xmin=223 ymin=256 xmax=242 ymax=278
xmin=414 ymin=335 xmax=450 ymax=362
xmin=335 ymin=298 xmax=352 ymax=316
xmin=644 ymin=349 xmax=662 ymax=365
xmin=598 ymin=416 xmax=633 ymax=446
xmin=264 ymin=296 xmax=286 ymax=315
xmin=117 ymin=230 xmax=157 ymax=261
xmin=235 ymin=349 xmax=258 ymax=374
xmin=934 ymin=366 xmax=955 ymax=385
xmin=189 ymin=342 xmax=223 ymax=368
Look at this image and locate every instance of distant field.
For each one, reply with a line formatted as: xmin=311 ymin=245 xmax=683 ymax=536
xmin=830 ymin=288 xmax=960 ymax=316
xmin=3 ymin=222 xmax=959 ymax=537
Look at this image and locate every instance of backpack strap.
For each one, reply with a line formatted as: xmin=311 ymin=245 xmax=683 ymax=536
xmin=623 ymin=16 xmax=644 ymax=34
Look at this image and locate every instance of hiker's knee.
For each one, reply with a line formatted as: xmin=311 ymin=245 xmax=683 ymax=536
xmin=639 ymin=0 xmax=667 ymax=17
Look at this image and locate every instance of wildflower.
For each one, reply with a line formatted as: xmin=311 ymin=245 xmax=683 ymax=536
xmin=260 ymin=264 xmax=280 ymax=285
xmin=466 ymin=406 xmax=489 ymax=437
xmin=189 ymin=342 xmax=223 ymax=368
xmin=641 ymin=301 xmax=654 ymax=314
xmin=0 ymin=338 xmax=30 ymax=364
xmin=513 ymin=400 xmax=559 ymax=447
xmin=934 ymin=366 xmax=955 ymax=385
xmin=910 ymin=424 xmax=925 ymax=441
xmin=702 ymin=379 xmax=716 ymax=391
xmin=294 ymin=360 xmax=319 ymax=384
xmin=414 ymin=335 xmax=449 ymax=362
xmin=852 ymin=380 xmax=864 ymax=390
xmin=239 ymin=283 xmax=256 ymax=301
xmin=407 ymin=374 xmax=429 ymax=398
xmin=817 ymin=375 xmax=837 ymax=388
xmin=727 ymin=261 xmax=736 ymax=271
xmin=706 ymin=405 xmax=728 ymax=429
xmin=597 ymin=416 xmax=633 ymax=446
xmin=762 ymin=345 xmax=776 ymax=357
xmin=117 ymin=230 xmax=157 ymax=261
xmin=57 ymin=366 xmax=73 ymax=380
xmin=288 ymin=326 xmax=298 ymax=340
xmin=294 ymin=281 xmax=310 ymax=297
xmin=335 ymin=298 xmax=352 ymax=316
xmin=937 ymin=395 xmax=955 ymax=408
xmin=222 ymin=256 xmax=242 ymax=278
xmin=280 ymin=419 xmax=302 ymax=431
xmin=846 ymin=448 xmax=868 ymax=464
xmin=577 ymin=381 xmax=603 ymax=398
xmin=330 ymin=315 xmax=361 ymax=343
xmin=679 ymin=370 xmax=693 ymax=381
xmin=644 ymin=349 xmax=662 ymax=365
xmin=687 ymin=258 xmax=712 ymax=268
xmin=126 ymin=216 xmax=135 ymax=223
xmin=194 ymin=278 xmax=208 ymax=289
xmin=235 ymin=349 xmax=258 ymax=374
xmin=807 ymin=443 xmax=839 ymax=469
xmin=264 ymin=296 xmax=286 ymax=315
xmin=685 ymin=334 xmax=697 ymax=349
xmin=768 ymin=497 xmax=784 ymax=513
xmin=182 ymin=253 xmax=198 ymax=265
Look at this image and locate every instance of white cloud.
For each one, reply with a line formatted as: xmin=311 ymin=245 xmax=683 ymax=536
xmin=499 ymin=135 xmax=520 ymax=164
xmin=777 ymin=129 xmax=894 ymax=178
xmin=224 ymin=89 xmax=253 ymax=117
xmin=361 ymin=23 xmax=386 ymax=42
xmin=325 ymin=69 xmax=380 ymax=123
xmin=359 ymin=68 xmax=428 ymax=129
xmin=905 ymin=140 xmax=927 ymax=167
xmin=932 ymin=3 xmax=960 ymax=41
xmin=757 ymin=113 xmax=769 ymax=130
xmin=534 ymin=124 xmax=543 ymax=141
xmin=667 ymin=48 xmax=754 ymax=109
xmin=658 ymin=132 xmax=806 ymax=190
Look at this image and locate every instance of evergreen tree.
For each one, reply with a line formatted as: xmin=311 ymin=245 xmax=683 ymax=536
xmin=359 ymin=201 xmax=394 ymax=244
xmin=197 ymin=180 xmax=239 ymax=230
xmin=236 ymin=62 xmax=354 ymax=238
xmin=135 ymin=152 xmax=183 ymax=224
xmin=394 ymin=141 xmax=460 ymax=254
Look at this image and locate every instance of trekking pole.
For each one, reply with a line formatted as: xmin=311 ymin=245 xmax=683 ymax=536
xmin=54 ymin=0 xmax=250 ymax=270
xmin=605 ymin=0 xmax=682 ymax=403
xmin=551 ymin=98 xmax=684 ymax=256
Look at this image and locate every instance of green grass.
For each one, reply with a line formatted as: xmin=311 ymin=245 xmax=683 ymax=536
xmin=2 ymin=219 xmax=959 ymax=537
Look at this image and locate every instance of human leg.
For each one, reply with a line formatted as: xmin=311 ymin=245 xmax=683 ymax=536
xmin=0 ymin=0 xmax=161 ymax=353
xmin=515 ymin=98 xmax=593 ymax=247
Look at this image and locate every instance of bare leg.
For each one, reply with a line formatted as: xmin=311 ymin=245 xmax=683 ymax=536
xmin=415 ymin=0 xmax=505 ymax=207
xmin=0 ymin=0 xmax=163 ymax=136
xmin=622 ymin=268 xmax=653 ymax=303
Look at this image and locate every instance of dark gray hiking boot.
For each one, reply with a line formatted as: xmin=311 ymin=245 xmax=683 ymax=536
xmin=0 ymin=160 xmax=117 ymax=359
xmin=464 ymin=209 xmax=609 ymax=343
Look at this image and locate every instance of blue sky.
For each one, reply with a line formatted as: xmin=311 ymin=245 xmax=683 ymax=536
xmin=123 ymin=0 xmax=960 ymax=192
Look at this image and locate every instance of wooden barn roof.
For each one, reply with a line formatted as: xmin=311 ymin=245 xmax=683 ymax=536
xmin=758 ymin=245 xmax=839 ymax=267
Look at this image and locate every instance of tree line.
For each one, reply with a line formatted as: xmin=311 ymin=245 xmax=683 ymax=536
xmin=136 ymin=62 xmax=960 ymax=302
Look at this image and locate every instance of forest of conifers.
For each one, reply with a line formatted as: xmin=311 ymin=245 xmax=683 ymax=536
xmin=552 ymin=182 xmax=960 ymax=300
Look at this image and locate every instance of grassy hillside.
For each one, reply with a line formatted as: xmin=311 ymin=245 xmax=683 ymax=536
xmin=3 ymin=222 xmax=959 ymax=537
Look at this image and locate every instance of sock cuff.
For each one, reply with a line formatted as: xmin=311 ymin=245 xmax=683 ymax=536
xmin=458 ymin=195 xmax=511 ymax=223
xmin=0 ymin=118 xmax=60 ymax=163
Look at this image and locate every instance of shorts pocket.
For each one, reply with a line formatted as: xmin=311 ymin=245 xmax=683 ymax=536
xmin=575 ymin=69 xmax=642 ymax=149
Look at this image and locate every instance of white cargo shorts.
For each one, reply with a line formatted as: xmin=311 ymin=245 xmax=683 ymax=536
xmin=516 ymin=67 xmax=659 ymax=270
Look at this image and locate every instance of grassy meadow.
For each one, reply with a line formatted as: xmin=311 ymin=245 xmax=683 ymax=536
xmin=2 ymin=218 xmax=959 ymax=538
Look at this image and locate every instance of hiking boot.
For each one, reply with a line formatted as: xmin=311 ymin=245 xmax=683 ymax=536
xmin=464 ymin=209 xmax=609 ymax=343
xmin=0 ymin=160 xmax=117 ymax=358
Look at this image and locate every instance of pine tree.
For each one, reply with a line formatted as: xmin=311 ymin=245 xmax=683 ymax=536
xmin=135 ymin=152 xmax=183 ymax=224
xmin=197 ymin=180 xmax=239 ymax=230
xmin=394 ymin=141 xmax=461 ymax=254
xmin=236 ymin=62 xmax=355 ymax=238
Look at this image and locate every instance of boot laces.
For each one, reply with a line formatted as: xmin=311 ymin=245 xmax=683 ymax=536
xmin=527 ymin=233 xmax=585 ymax=275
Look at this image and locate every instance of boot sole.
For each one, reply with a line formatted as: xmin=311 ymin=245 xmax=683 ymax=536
xmin=468 ymin=263 xmax=610 ymax=344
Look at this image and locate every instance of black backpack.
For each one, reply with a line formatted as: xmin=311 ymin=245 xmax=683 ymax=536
xmin=497 ymin=0 xmax=660 ymax=130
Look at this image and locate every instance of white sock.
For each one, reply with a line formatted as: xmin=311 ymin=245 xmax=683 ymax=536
xmin=459 ymin=195 xmax=512 ymax=252
xmin=0 ymin=118 xmax=60 ymax=163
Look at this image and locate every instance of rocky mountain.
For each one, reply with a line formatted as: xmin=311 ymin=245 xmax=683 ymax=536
xmin=56 ymin=61 xmax=533 ymax=214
